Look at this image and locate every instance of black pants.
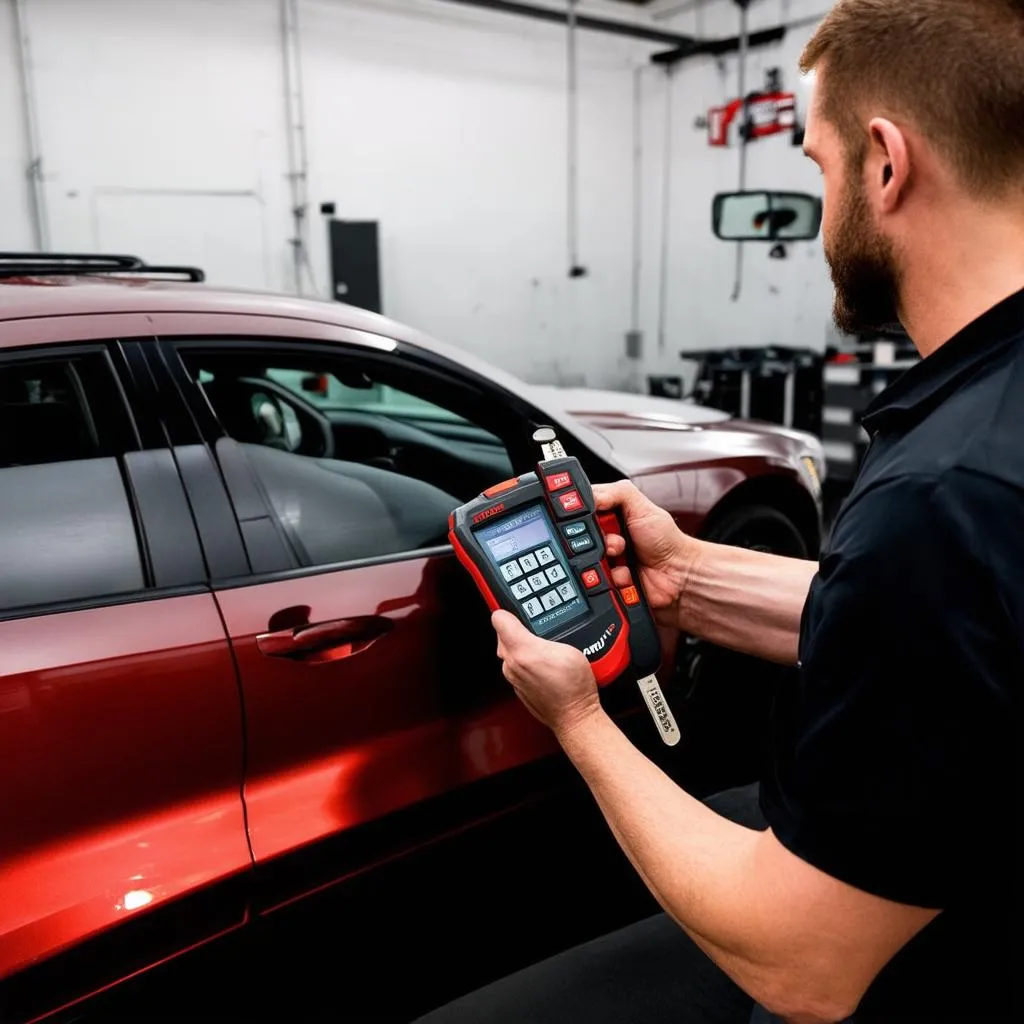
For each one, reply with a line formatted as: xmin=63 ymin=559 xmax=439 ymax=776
xmin=413 ymin=784 xmax=773 ymax=1024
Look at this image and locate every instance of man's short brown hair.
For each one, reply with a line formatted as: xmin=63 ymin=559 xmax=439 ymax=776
xmin=801 ymin=0 xmax=1024 ymax=198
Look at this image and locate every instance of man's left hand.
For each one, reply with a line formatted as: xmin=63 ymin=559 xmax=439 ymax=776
xmin=492 ymin=610 xmax=602 ymax=738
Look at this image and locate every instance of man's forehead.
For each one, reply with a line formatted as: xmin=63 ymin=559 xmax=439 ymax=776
xmin=801 ymin=73 xmax=834 ymax=159
xmin=802 ymin=95 xmax=823 ymax=158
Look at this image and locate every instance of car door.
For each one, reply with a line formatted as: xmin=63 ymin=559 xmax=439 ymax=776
xmin=154 ymin=331 xmax=563 ymax=908
xmin=0 ymin=341 xmax=250 ymax=1023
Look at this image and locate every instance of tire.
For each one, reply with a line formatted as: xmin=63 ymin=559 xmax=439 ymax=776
xmin=704 ymin=503 xmax=811 ymax=558
xmin=667 ymin=504 xmax=807 ymax=794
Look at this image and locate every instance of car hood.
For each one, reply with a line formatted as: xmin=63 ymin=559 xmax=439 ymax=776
xmin=529 ymin=385 xmax=825 ymax=477
xmin=530 ymin=386 xmax=733 ymax=426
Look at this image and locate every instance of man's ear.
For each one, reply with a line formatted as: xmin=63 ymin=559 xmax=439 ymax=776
xmin=868 ymin=117 xmax=910 ymax=213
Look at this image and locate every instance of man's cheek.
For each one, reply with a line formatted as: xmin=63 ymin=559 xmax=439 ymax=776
xmin=821 ymin=191 xmax=836 ymax=246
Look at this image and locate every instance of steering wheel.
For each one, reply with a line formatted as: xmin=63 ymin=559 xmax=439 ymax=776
xmin=249 ymin=392 xmax=292 ymax=450
xmin=257 ymin=386 xmax=335 ymax=459
xmin=203 ymin=377 xmax=335 ymax=459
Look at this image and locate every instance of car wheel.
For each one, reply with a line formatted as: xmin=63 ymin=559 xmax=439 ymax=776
xmin=668 ymin=504 xmax=809 ymax=794
xmin=703 ymin=503 xmax=811 ymax=559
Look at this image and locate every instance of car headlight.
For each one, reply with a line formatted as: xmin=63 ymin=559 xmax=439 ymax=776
xmin=801 ymin=455 xmax=823 ymax=498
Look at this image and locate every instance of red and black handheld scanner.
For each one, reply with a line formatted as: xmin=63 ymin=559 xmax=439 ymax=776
xmin=448 ymin=428 xmax=680 ymax=744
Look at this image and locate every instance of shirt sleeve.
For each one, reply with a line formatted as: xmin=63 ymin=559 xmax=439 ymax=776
xmin=760 ymin=469 xmax=1018 ymax=910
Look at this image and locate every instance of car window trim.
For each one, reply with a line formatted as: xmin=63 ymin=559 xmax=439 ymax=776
xmin=0 ymin=582 xmax=211 ymax=626
xmin=123 ymin=341 xmax=254 ymax=580
xmin=0 ymin=340 xmax=211 ymax=615
xmin=63 ymin=360 xmax=101 ymax=448
xmin=164 ymin=336 xmax=516 ymax=444
xmin=160 ymin=336 xmax=519 ymax=581
xmin=211 ymin=543 xmax=455 ymax=591
xmin=112 ymin=339 xmax=170 ymax=450
xmin=163 ymin=333 xmax=577 ymax=482
xmin=117 ymin=451 xmax=157 ymax=588
xmin=0 ymin=340 xmax=145 ymax=450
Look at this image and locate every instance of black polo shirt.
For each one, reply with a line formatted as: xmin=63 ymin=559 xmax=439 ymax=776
xmin=761 ymin=288 xmax=1023 ymax=1021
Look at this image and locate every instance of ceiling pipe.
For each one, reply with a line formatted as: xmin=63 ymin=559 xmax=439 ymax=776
xmin=429 ymin=0 xmax=698 ymax=49
xmin=651 ymin=23 xmax=785 ymax=66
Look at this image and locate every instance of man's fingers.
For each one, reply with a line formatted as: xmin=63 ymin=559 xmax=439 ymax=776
xmin=604 ymin=534 xmax=626 ymax=557
xmin=610 ymin=565 xmax=632 ymax=589
xmin=592 ymin=479 xmax=644 ymax=514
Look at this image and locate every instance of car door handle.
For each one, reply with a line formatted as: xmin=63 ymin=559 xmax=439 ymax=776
xmin=256 ymin=615 xmax=393 ymax=664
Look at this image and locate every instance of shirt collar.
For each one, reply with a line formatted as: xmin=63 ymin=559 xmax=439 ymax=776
xmin=860 ymin=286 xmax=1024 ymax=434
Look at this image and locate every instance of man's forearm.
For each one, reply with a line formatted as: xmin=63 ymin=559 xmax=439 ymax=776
xmin=557 ymin=712 xmax=773 ymax=980
xmin=556 ymin=710 xmax=910 ymax=1024
xmin=678 ymin=541 xmax=818 ymax=666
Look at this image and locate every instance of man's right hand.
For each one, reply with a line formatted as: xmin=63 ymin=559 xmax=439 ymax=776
xmin=592 ymin=480 xmax=700 ymax=629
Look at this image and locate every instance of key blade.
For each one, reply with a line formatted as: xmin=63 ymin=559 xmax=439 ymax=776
xmin=533 ymin=426 xmax=566 ymax=463
xmin=636 ymin=674 xmax=681 ymax=747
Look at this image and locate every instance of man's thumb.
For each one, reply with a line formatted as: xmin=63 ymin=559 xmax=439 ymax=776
xmin=492 ymin=609 xmax=530 ymax=648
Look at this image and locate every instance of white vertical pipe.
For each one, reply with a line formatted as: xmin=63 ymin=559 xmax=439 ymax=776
xmin=656 ymin=67 xmax=674 ymax=354
xmin=281 ymin=0 xmax=312 ymax=295
xmin=730 ymin=0 xmax=751 ymax=302
xmin=630 ymin=65 xmax=644 ymax=334
xmin=566 ymin=0 xmax=581 ymax=274
xmin=13 ymin=0 xmax=50 ymax=251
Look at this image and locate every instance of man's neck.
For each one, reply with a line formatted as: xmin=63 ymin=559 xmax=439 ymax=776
xmin=898 ymin=213 xmax=1024 ymax=358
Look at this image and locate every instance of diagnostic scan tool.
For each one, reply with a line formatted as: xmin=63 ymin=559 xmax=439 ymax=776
xmin=449 ymin=428 xmax=680 ymax=745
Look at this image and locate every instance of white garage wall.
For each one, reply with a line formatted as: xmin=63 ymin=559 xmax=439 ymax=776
xmin=1 ymin=0 xmax=837 ymax=389
xmin=638 ymin=0 xmax=836 ymax=385
xmin=4 ymin=0 xmax=295 ymax=289
xmin=0 ymin=0 xmax=36 ymax=249
xmin=1 ymin=0 xmax=666 ymax=388
xmin=298 ymin=0 xmax=661 ymax=385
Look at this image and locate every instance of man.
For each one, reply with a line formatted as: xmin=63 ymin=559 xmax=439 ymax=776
xmin=418 ymin=0 xmax=1022 ymax=1020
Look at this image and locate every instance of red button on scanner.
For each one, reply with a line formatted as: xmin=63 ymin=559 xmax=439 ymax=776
xmin=545 ymin=471 xmax=573 ymax=492
xmin=558 ymin=490 xmax=584 ymax=514
xmin=620 ymin=585 xmax=640 ymax=606
xmin=581 ymin=568 xmax=601 ymax=590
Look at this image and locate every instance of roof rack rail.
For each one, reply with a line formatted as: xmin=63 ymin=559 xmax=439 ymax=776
xmin=0 ymin=252 xmax=205 ymax=283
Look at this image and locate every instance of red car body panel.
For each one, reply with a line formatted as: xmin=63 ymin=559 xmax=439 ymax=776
xmin=215 ymin=554 xmax=558 ymax=871
xmin=0 ymin=276 xmax=823 ymax=1017
xmin=0 ymin=595 xmax=249 ymax=981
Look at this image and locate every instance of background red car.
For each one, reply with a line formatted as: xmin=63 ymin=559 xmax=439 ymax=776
xmin=0 ymin=262 xmax=823 ymax=1022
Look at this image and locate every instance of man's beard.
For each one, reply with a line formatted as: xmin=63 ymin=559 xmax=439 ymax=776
xmin=825 ymin=176 xmax=903 ymax=335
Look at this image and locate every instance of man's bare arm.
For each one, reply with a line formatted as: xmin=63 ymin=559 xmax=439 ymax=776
xmin=554 ymin=708 xmax=938 ymax=1024
xmin=679 ymin=541 xmax=818 ymax=665
xmin=594 ymin=481 xmax=817 ymax=667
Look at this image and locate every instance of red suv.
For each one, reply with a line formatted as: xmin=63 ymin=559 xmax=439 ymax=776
xmin=0 ymin=256 xmax=824 ymax=1021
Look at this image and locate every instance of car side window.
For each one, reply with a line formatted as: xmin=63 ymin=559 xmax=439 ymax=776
xmin=178 ymin=346 xmax=515 ymax=570
xmin=0 ymin=350 xmax=149 ymax=612
xmin=266 ymin=368 xmax=472 ymax=427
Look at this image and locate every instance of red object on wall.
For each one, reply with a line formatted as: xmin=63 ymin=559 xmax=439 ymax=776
xmin=708 ymin=91 xmax=797 ymax=147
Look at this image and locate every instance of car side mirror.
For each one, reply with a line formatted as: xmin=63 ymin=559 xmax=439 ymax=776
xmin=712 ymin=191 xmax=822 ymax=242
